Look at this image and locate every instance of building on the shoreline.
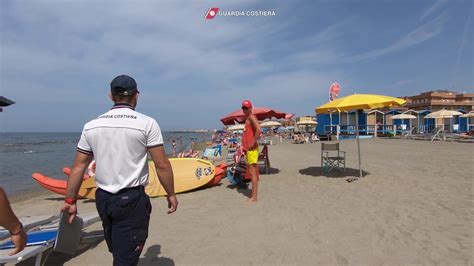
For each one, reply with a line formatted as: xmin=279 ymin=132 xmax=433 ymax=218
xmin=402 ymin=90 xmax=474 ymax=112
xmin=315 ymin=90 xmax=474 ymax=136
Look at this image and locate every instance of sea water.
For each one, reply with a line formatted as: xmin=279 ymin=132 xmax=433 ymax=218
xmin=0 ymin=132 xmax=210 ymax=195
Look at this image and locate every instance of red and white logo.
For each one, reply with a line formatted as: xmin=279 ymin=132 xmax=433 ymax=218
xmin=205 ymin=7 xmax=219 ymax=19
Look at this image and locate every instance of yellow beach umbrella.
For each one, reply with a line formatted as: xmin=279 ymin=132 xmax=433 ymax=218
xmin=316 ymin=94 xmax=406 ymax=113
xmin=296 ymin=120 xmax=318 ymax=125
xmin=315 ymin=94 xmax=406 ymax=179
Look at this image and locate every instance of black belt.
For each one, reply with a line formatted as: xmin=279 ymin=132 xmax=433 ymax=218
xmin=98 ymin=186 xmax=144 ymax=195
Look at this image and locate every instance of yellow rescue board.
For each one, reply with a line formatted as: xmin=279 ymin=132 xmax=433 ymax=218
xmin=78 ymin=158 xmax=215 ymax=200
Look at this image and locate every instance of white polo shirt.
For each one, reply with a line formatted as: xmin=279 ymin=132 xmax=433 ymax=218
xmin=77 ymin=103 xmax=163 ymax=194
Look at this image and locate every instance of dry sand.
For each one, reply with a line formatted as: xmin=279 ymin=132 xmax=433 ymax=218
xmin=4 ymin=138 xmax=473 ymax=265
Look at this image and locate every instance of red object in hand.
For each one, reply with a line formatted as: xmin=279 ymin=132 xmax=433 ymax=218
xmin=64 ymin=198 xmax=77 ymax=205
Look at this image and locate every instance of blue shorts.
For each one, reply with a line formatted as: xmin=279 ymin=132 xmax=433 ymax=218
xmin=95 ymin=186 xmax=152 ymax=266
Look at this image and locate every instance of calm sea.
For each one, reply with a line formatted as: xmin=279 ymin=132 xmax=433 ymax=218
xmin=0 ymin=132 xmax=210 ymax=196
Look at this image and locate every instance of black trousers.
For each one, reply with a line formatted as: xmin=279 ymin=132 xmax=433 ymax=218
xmin=95 ymin=186 xmax=152 ymax=266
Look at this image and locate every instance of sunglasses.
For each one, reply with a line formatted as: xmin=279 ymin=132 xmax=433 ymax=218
xmin=241 ymin=106 xmax=250 ymax=110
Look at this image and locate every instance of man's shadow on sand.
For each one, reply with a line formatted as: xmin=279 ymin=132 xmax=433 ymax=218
xmin=299 ymin=167 xmax=370 ymax=179
xmin=138 ymin=244 xmax=174 ymax=266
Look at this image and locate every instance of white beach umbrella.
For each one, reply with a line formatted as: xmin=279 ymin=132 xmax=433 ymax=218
xmin=424 ymin=109 xmax=462 ymax=132
xmin=461 ymin=112 xmax=474 ymax=118
xmin=391 ymin=114 xmax=417 ymax=120
xmin=227 ymin=124 xmax=245 ymax=131
xmin=392 ymin=114 xmax=417 ymax=132
xmin=424 ymin=109 xmax=462 ymax=119
xmin=461 ymin=112 xmax=474 ymax=131
xmin=260 ymin=121 xmax=282 ymax=128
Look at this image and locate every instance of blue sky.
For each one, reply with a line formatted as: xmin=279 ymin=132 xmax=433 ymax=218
xmin=0 ymin=0 xmax=472 ymax=132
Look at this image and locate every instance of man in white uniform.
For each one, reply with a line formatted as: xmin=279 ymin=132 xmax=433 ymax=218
xmin=61 ymin=75 xmax=177 ymax=266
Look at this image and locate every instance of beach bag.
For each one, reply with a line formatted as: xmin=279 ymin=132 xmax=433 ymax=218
xmin=226 ymin=158 xmax=247 ymax=185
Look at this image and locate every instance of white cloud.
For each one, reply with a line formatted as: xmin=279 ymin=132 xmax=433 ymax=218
xmin=346 ymin=12 xmax=448 ymax=62
xmin=420 ymin=0 xmax=449 ymax=20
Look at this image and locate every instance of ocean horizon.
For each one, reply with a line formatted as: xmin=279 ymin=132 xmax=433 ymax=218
xmin=0 ymin=131 xmax=211 ymax=196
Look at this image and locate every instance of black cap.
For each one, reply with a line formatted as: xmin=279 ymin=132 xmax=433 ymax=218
xmin=110 ymin=75 xmax=138 ymax=96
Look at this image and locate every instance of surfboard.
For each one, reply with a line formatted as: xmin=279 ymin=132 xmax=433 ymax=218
xmin=78 ymin=158 xmax=216 ymax=199
xmin=148 ymin=158 xmax=215 ymax=196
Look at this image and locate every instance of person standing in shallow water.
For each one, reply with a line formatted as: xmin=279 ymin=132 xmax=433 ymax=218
xmin=172 ymin=140 xmax=177 ymax=156
xmin=62 ymin=75 xmax=178 ymax=265
xmin=241 ymin=100 xmax=261 ymax=202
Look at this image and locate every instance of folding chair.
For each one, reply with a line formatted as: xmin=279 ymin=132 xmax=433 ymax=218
xmin=258 ymin=145 xmax=270 ymax=174
xmin=321 ymin=143 xmax=346 ymax=173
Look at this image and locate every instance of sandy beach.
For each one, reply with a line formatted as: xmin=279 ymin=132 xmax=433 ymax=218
xmin=5 ymin=138 xmax=473 ymax=265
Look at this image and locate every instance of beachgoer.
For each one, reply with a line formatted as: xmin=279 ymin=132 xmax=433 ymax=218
xmin=241 ymin=100 xmax=261 ymax=202
xmin=0 ymin=187 xmax=28 ymax=255
xmin=172 ymin=140 xmax=177 ymax=155
xmin=376 ymin=120 xmax=382 ymax=131
xmin=61 ymin=75 xmax=178 ymax=265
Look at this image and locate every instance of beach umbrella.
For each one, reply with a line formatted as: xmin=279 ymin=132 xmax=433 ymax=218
xmin=391 ymin=114 xmax=417 ymax=120
xmin=227 ymin=124 xmax=245 ymax=131
xmin=316 ymin=94 xmax=406 ymax=179
xmin=424 ymin=109 xmax=462 ymax=119
xmin=220 ymin=107 xmax=290 ymax=125
xmin=391 ymin=114 xmax=417 ymax=131
xmin=296 ymin=120 xmax=318 ymax=132
xmin=0 ymin=96 xmax=15 ymax=107
xmin=461 ymin=112 xmax=474 ymax=118
xmin=462 ymin=112 xmax=474 ymax=131
xmin=260 ymin=121 xmax=282 ymax=128
xmin=424 ymin=109 xmax=462 ymax=131
xmin=296 ymin=120 xmax=318 ymax=125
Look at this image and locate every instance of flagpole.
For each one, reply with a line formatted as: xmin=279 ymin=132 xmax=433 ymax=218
xmin=356 ymin=110 xmax=362 ymax=179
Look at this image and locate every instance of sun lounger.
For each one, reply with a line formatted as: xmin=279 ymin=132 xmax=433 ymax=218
xmin=0 ymin=212 xmax=100 ymax=266
xmin=0 ymin=215 xmax=58 ymax=241
xmin=409 ymin=127 xmax=445 ymax=142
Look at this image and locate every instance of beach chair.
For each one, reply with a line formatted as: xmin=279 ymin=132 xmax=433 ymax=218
xmin=0 ymin=215 xmax=58 ymax=242
xmin=430 ymin=127 xmax=445 ymax=142
xmin=402 ymin=126 xmax=417 ymax=139
xmin=258 ymin=145 xmax=270 ymax=174
xmin=0 ymin=212 xmax=100 ymax=266
xmin=321 ymin=143 xmax=346 ymax=173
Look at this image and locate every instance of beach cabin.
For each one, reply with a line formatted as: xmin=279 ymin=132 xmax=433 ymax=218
xmin=316 ymin=106 xmax=472 ymax=139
